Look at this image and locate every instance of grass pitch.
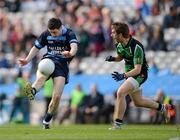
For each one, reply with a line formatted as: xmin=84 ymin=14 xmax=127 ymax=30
xmin=0 ymin=124 xmax=180 ymax=140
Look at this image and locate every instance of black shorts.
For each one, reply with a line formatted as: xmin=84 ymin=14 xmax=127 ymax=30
xmin=42 ymin=57 xmax=69 ymax=84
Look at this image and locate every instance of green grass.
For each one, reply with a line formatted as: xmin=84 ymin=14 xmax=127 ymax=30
xmin=0 ymin=124 xmax=180 ymax=140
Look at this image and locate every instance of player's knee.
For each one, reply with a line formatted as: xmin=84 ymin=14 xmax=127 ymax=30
xmin=117 ymin=88 xmax=126 ymax=99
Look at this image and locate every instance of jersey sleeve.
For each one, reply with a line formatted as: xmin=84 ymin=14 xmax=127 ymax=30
xmin=34 ymin=31 xmax=47 ymax=49
xmin=133 ymin=45 xmax=144 ymax=65
xmin=68 ymin=30 xmax=78 ymax=44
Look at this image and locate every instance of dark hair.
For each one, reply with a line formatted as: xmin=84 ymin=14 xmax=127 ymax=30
xmin=112 ymin=22 xmax=129 ymax=38
xmin=48 ymin=18 xmax=62 ymax=30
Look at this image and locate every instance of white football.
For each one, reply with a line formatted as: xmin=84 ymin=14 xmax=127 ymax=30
xmin=38 ymin=58 xmax=55 ymax=76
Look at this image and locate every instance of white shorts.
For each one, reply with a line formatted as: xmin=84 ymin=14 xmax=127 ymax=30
xmin=126 ymin=77 xmax=140 ymax=91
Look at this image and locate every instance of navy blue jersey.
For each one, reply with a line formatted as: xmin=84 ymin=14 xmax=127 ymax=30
xmin=34 ymin=26 xmax=78 ymax=62
xmin=34 ymin=26 xmax=78 ymax=83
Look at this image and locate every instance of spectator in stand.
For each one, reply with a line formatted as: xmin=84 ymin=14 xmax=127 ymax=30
xmin=0 ymin=0 xmax=21 ymax=12
xmin=139 ymin=0 xmax=151 ymax=17
xmin=0 ymin=51 xmax=10 ymax=69
xmin=129 ymin=9 xmax=146 ymax=32
xmin=0 ymin=12 xmax=10 ymax=53
xmin=151 ymin=0 xmax=161 ymax=16
xmin=22 ymin=27 xmax=36 ymax=52
xmin=148 ymin=57 xmax=172 ymax=76
xmin=8 ymin=18 xmax=24 ymax=55
xmin=157 ymin=0 xmax=173 ymax=14
xmin=78 ymin=83 xmax=104 ymax=124
xmin=53 ymin=5 xmax=63 ymax=19
xmin=174 ymin=0 xmax=180 ymax=7
xmin=148 ymin=25 xmax=167 ymax=51
xmin=163 ymin=4 xmax=180 ymax=29
xmin=0 ymin=50 xmax=18 ymax=83
xmin=9 ymin=63 xmax=31 ymax=124
xmin=59 ymin=84 xmax=86 ymax=124
xmin=101 ymin=7 xmax=113 ymax=50
xmin=134 ymin=23 xmax=148 ymax=49
xmin=64 ymin=13 xmax=76 ymax=30
xmin=66 ymin=1 xmax=77 ymax=15
xmin=69 ymin=57 xmax=83 ymax=75
xmin=148 ymin=58 xmax=159 ymax=75
xmin=88 ymin=17 xmax=105 ymax=57
xmin=76 ymin=25 xmax=90 ymax=57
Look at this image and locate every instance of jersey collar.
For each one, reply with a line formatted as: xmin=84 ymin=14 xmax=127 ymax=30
xmin=124 ymin=36 xmax=132 ymax=48
xmin=61 ymin=25 xmax=67 ymax=35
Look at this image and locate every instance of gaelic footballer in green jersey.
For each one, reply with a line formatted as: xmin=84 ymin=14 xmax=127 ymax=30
xmin=106 ymin=22 xmax=173 ymax=130
xmin=116 ymin=37 xmax=148 ymax=87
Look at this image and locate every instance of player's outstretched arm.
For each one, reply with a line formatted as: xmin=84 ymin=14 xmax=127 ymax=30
xmin=18 ymin=46 xmax=39 ymax=66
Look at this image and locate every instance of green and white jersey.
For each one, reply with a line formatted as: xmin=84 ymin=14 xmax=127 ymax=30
xmin=116 ymin=37 xmax=148 ymax=85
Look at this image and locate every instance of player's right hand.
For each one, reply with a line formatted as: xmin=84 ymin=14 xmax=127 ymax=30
xmin=18 ymin=59 xmax=28 ymax=67
xmin=61 ymin=51 xmax=73 ymax=57
xmin=111 ymin=71 xmax=126 ymax=81
xmin=105 ymin=56 xmax=115 ymax=62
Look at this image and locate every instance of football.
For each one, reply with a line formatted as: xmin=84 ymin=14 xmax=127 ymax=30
xmin=38 ymin=58 xmax=55 ymax=76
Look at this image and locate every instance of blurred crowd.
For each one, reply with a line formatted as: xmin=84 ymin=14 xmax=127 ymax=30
xmin=0 ymin=0 xmax=180 ymax=84
xmin=0 ymin=0 xmax=179 ymax=124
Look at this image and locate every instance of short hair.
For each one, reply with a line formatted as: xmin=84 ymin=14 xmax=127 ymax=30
xmin=48 ymin=18 xmax=62 ymax=30
xmin=112 ymin=22 xmax=129 ymax=38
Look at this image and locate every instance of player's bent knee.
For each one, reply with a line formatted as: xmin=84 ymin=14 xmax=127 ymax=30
xmin=126 ymin=77 xmax=139 ymax=91
xmin=117 ymin=86 xmax=128 ymax=95
xmin=117 ymin=91 xmax=126 ymax=99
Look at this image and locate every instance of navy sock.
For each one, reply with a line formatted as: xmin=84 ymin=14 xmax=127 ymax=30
xmin=157 ymin=103 xmax=163 ymax=111
xmin=115 ymin=119 xmax=123 ymax=125
xmin=44 ymin=113 xmax=53 ymax=122
xmin=32 ymin=88 xmax=37 ymax=96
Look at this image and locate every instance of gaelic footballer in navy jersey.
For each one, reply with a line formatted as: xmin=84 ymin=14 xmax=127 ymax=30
xmin=18 ymin=18 xmax=78 ymax=129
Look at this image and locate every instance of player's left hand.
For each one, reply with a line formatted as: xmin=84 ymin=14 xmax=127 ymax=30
xmin=61 ymin=51 xmax=73 ymax=57
xmin=111 ymin=71 xmax=126 ymax=81
xmin=18 ymin=58 xmax=28 ymax=67
xmin=105 ymin=56 xmax=115 ymax=62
